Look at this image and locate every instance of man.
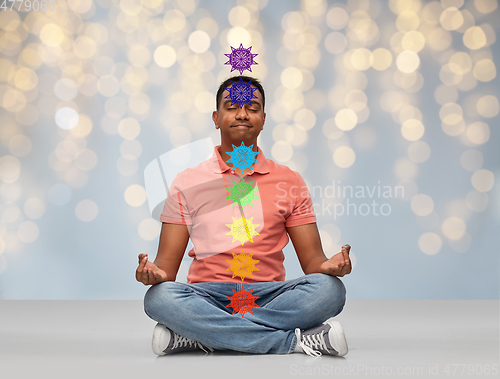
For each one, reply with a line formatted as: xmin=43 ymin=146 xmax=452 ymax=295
xmin=136 ymin=75 xmax=352 ymax=357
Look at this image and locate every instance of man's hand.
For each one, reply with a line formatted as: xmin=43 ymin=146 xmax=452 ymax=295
xmin=319 ymin=244 xmax=352 ymax=277
xmin=136 ymin=253 xmax=168 ymax=286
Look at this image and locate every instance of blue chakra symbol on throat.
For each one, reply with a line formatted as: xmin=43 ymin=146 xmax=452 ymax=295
xmin=227 ymin=142 xmax=259 ymax=172
xmin=225 ymin=77 xmax=259 ymax=109
xmin=224 ymin=44 xmax=258 ymax=75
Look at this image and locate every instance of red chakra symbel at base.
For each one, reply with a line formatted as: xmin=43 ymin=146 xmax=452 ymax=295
xmin=226 ymin=286 xmax=260 ymax=317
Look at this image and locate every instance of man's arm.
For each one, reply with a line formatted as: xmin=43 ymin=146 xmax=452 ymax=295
xmin=153 ymin=222 xmax=191 ymax=281
xmin=286 ymin=222 xmax=351 ymax=277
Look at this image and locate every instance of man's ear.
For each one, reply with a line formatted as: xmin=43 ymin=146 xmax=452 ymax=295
xmin=262 ymin=112 xmax=266 ymax=128
xmin=212 ymin=111 xmax=219 ymax=129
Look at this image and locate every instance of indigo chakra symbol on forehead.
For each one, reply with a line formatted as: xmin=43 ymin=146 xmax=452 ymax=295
xmin=224 ymin=44 xmax=258 ymax=75
xmin=225 ymin=76 xmax=259 ymax=109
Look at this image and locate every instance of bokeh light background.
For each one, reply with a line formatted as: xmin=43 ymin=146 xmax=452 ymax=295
xmin=0 ymin=0 xmax=498 ymax=299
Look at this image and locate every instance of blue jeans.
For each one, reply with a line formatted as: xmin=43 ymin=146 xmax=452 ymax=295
xmin=143 ymin=273 xmax=346 ymax=354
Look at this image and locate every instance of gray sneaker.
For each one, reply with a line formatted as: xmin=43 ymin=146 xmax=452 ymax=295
xmin=294 ymin=318 xmax=348 ymax=357
xmin=152 ymin=323 xmax=214 ymax=355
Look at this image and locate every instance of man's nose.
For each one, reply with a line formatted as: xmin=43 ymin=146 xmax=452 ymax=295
xmin=235 ymin=106 xmax=249 ymax=119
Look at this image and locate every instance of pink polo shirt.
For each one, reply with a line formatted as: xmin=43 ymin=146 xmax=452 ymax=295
xmin=160 ymin=144 xmax=316 ymax=283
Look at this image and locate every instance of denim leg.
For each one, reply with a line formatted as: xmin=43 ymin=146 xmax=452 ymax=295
xmin=143 ymin=273 xmax=346 ymax=354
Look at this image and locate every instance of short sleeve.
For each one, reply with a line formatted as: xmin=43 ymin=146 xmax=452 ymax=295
xmin=285 ymin=171 xmax=316 ymax=227
xmin=159 ymin=172 xmax=193 ymax=225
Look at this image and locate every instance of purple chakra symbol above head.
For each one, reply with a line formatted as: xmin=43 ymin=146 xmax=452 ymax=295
xmin=224 ymin=44 xmax=258 ymax=75
xmin=225 ymin=77 xmax=259 ymax=109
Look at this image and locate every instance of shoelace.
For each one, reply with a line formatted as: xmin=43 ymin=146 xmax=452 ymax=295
xmin=172 ymin=332 xmax=215 ymax=354
xmin=294 ymin=328 xmax=327 ymax=357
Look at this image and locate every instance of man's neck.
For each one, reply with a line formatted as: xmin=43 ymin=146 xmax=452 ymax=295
xmin=219 ymin=140 xmax=258 ymax=175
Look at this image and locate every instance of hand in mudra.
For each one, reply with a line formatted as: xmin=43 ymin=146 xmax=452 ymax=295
xmin=319 ymin=244 xmax=352 ymax=277
xmin=135 ymin=253 xmax=168 ymax=286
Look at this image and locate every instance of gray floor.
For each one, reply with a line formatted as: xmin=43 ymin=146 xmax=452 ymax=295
xmin=0 ymin=300 xmax=498 ymax=379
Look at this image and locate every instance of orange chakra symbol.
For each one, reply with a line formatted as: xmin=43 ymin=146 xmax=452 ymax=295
xmin=226 ymin=286 xmax=260 ymax=317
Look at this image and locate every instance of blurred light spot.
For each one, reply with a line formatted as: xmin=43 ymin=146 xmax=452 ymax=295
xmin=401 ymin=118 xmax=424 ymax=141
xmin=463 ymin=26 xmax=487 ymax=49
xmin=24 ymin=197 xmax=45 ymax=219
xmin=303 ymin=0 xmax=327 ymax=17
xmin=427 ymin=28 xmax=453 ymax=51
xmin=163 ymin=10 xmax=186 ymax=32
xmin=97 ymin=75 xmax=120 ymax=97
xmin=475 ymin=0 xmax=498 ymax=13
xmin=324 ymin=32 xmax=347 ymax=54
xmin=2 ymin=203 xmax=21 ymax=224
xmin=170 ymin=92 xmax=192 ymax=114
xmin=281 ymin=67 xmax=303 ymax=89
xmin=118 ymin=118 xmax=141 ymax=140
xmin=54 ymin=78 xmax=78 ymax=100
xmin=0 ymin=155 xmax=21 ymax=183
xmin=227 ymin=27 xmax=251 ymax=47
xmin=442 ymin=119 xmax=465 ymax=136
xmin=48 ymin=183 xmax=71 ymax=206
xmin=396 ymin=50 xmax=420 ymax=73
xmin=466 ymin=190 xmax=489 ymax=212
xmin=70 ymin=114 xmax=92 ymax=138
xmin=124 ymin=184 xmax=147 ymax=207
xmin=326 ymin=7 xmax=349 ymax=30
xmin=322 ymin=118 xmax=344 ymax=140
xmin=407 ymin=141 xmax=431 ymax=163
xmin=75 ymin=149 xmax=98 ymax=171
xmin=442 ymin=217 xmax=466 ymax=240
xmin=439 ymin=102 xmax=463 ymax=125
xmin=154 ymin=45 xmax=177 ymax=68
xmin=68 ymin=0 xmax=93 ymax=13
xmin=271 ymin=141 xmax=293 ymax=162
xmin=8 ymin=134 xmax=32 ymax=157
xmin=401 ymin=31 xmax=425 ymax=53
xmin=394 ymin=158 xmax=418 ymax=180
xmin=55 ymin=107 xmax=79 ymax=130
xmin=473 ymin=59 xmax=496 ymax=82
xmin=440 ymin=7 xmax=464 ymax=30
xmin=418 ymin=232 xmax=442 ymax=255
xmin=370 ymin=48 xmax=392 ymax=70
xmin=39 ymin=23 xmax=65 ymax=47
xmin=411 ymin=194 xmax=434 ymax=216
xmin=197 ymin=17 xmax=219 ymax=39
xmin=138 ymin=218 xmax=161 ymax=241
xmin=228 ymin=6 xmax=251 ymax=27
xmin=75 ymin=199 xmax=98 ymax=222
xmin=73 ymin=36 xmax=97 ymax=60
xmin=294 ymin=108 xmax=316 ymax=131
xmin=422 ymin=2 xmax=443 ymax=25
xmin=17 ymin=221 xmax=39 ymax=243
xmin=194 ymin=91 xmax=215 ymax=113
xmin=397 ymin=11 xmax=420 ymax=32
xmin=284 ymin=125 xmax=308 ymax=146
xmin=188 ymin=30 xmax=211 ymax=54
xmin=460 ymin=149 xmax=483 ymax=171
xmin=476 ymin=95 xmax=499 ymax=117
xmin=14 ymin=67 xmax=37 ymax=92
xmin=335 ymin=108 xmax=357 ymax=131
xmin=471 ymin=169 xmax=494 ymax=192
xmin=351 ymin=48 xmax=371 ymax=71
xmin=448 ymin=52 xmax=472 ymax=75
xmin=466 ymin=121 xmax=490 ymax=144
xmin=333 ymin=146 xmax=355 ymax=168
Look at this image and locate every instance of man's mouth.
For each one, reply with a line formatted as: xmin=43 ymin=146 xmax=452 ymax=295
xmin=231 ymin=125 xmax=252 ymax=128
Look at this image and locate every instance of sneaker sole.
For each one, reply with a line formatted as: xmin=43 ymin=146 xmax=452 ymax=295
xmin=325 ymin=319 xmax=348 ymax=357
xmin=152 ymin=323 xmax=170 ymax=356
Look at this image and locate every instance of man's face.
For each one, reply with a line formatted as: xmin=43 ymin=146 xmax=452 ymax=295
xmin=212 ymin=84 xmax=266 ymax=145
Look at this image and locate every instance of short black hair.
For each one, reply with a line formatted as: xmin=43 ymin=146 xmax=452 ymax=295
xmin=216 ymin=75 xmax=265 ymax=111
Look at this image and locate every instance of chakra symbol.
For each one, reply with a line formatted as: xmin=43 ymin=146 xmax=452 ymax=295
xmin=226 ymin=216 xmax=260 ymax=245
xmin=227 ymin=179 xmax=259 ymax=208
xmin=227 ymin=141 xmax=259 ymax=171
xmin=226 ymin=250 xmax=260 ymax=281
xmin=224 ymin=76 xmax=259 ymax=109
xmin=224 ymin=43 xmax=258 ymax=75
xmin=226 ymin=286 xmax=260 ymax=317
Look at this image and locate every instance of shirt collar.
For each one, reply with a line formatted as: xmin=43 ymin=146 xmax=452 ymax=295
xmin=212 ymin=144 xmax=269 ymax=175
